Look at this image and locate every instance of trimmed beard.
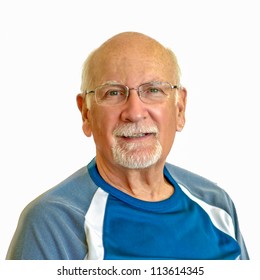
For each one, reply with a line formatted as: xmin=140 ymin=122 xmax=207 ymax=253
xmin=112 ymin=124 xmax=162 ymax=169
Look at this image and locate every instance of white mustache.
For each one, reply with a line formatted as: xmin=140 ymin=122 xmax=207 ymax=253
xmin=113 ymin=123 xmax=159 ymax=137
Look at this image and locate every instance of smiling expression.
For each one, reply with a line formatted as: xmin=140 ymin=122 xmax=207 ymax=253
xmin=78 ymin=32 xmax=186 ymax=170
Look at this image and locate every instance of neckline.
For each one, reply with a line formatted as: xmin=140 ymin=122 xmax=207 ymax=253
xmin=87 ymin=158 xmax=181 ymax=212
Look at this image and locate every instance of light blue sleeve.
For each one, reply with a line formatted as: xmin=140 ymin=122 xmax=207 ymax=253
xmin=6 ymin=166 xmax=98 ymax=260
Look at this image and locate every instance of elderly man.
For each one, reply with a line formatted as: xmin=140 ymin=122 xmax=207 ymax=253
xmin=6 ymin=32 xmax=249 ymax=260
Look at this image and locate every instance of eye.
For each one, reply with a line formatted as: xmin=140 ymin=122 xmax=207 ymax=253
xmin=106 ymin=89 xmax=124 ymax=96
xmin=102 ymin=86 xmax=127 ymax=100
xmin=144 ymin=86 xmax=164 ymax=95
xmin=96 ymin=84 xmax=128 ymax=105
xmin=147 ymin=87 xmax=161 ymax=94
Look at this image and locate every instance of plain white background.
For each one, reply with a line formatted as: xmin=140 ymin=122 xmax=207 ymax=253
xmin=1 ymin=0 xmax=259 ymax=260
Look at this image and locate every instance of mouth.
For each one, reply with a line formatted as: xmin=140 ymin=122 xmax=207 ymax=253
xmin=121 ymin=132 xmax=156 ymax=139
xmin=116 ymin=132 xmax=157 ymax=144
xmin=113 ymin=124 xmax=159 ymax=142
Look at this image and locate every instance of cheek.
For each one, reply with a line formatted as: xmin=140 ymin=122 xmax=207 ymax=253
xmin=151 ymin=105 xmax=178 ymax=147
xmin=89 ymin=106 xmax=120 ymax=145
xmin=151 ymin=104 xmax=177 ymax=131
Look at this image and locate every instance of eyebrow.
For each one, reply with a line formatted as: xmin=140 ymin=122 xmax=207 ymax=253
xmin=101 ymin=80 xmax=164 ymax=86
xmin=101 ymin=81 xmax=121 ymax=86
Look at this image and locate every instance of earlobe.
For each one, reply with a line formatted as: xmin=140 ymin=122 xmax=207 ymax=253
xmin=177 ymin=118 xmax=185 ymax=132
xmin=76 ymin=94 xmax=92 ymax=137
xmin=82 ymin=120 xmax=92 ymax=137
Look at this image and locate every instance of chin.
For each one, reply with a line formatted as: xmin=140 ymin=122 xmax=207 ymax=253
xmin=112 ymin=141 xmax=163 ymax=169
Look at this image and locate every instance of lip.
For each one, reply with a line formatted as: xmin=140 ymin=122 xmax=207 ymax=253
xmin=117 ymin=132 xmax=156 ymax=142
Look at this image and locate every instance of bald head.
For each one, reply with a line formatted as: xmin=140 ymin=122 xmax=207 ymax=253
xmin=81 ymin=32 xmax=181 ymax=93
xmin=98 ymin=32 xmax=168 ymax=58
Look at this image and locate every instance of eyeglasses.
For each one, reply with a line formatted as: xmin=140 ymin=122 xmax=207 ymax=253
xmin=85 ymin=81 xmax=180 ymax=106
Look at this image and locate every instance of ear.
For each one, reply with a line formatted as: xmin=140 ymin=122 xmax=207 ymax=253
xmin=76 ymin=94 xmax=92 ymax=137
xmin=176 ymin=87 xmax=187 ymax=132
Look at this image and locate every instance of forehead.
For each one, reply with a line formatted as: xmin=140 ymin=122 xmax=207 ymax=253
xmin=91 ymin=34 xmax=176 ymax=84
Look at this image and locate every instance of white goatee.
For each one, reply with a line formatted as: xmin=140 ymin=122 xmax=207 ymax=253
xmin=112 ymin=123 xmax=162 ymax=169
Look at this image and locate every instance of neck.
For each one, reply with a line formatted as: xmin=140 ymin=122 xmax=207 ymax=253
xmin=96 ymin=156 xmax=174 ymax=202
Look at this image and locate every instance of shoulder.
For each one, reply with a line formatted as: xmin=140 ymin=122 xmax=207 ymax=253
xmin=7 ymin=165 xmax=99 ymax=259
xmin=22 ymin=166 xmax=97 ymax=226
xmin=165 ymin=162 xmax=235 ymax=214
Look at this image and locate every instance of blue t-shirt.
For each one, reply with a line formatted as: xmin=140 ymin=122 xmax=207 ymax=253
xmin=6 ymin=158 xmax=249 ymax=260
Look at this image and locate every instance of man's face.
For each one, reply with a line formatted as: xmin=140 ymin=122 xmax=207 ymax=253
xmin=78 ymin=38 xmax=186 ymax=170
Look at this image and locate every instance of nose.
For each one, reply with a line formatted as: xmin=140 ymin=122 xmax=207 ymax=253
xmin=120 ymin=89 xmax=148 ymax=122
